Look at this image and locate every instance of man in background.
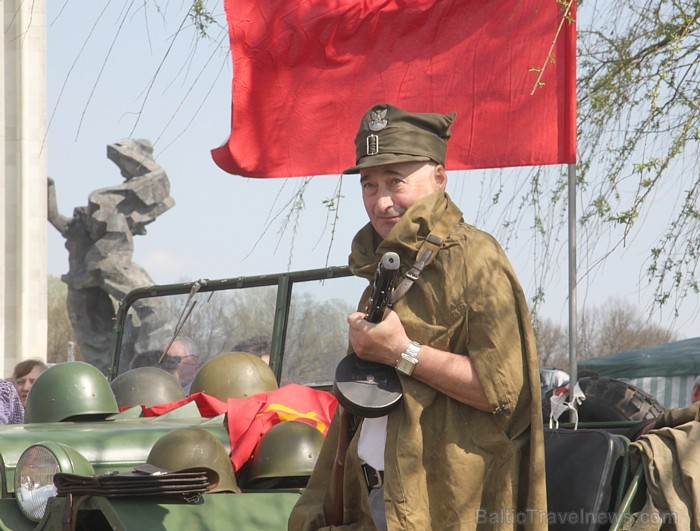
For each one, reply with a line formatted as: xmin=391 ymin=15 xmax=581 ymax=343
xmin=233 ymin=335 xmax=271 ymax=365
xmin=162 ymin=336 xmax=201 ymax=393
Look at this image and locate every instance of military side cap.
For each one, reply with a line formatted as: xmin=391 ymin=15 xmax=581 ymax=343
xmin=343 ymin=103 xmax=456 ymax=174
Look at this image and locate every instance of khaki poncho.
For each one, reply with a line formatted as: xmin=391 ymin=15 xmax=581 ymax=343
xmin=289 ymin=191 xmax=547 ymax=530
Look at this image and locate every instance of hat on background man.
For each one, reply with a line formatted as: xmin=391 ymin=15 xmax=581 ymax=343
xmin=343 ymin=103 xmax=456 ymax=174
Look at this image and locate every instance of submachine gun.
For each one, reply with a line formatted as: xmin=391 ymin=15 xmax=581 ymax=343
xmin=325 ymin=252 xmax=404 ymax=526
xmin=333 ymin=251 xmax=404 ymax=417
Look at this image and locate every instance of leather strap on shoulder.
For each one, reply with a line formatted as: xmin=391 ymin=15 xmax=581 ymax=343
xmin=390 ymin=207 xmax=462 ymax=304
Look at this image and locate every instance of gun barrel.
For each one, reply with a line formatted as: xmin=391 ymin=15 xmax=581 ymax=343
xmin=380 ymin=251 xmax=400 ymax=271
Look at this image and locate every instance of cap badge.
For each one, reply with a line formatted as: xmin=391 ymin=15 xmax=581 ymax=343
xmin=366 ymin=134 xmax=380 ymax=156
xmin=369 ymin=109 xmax=388 ymax=131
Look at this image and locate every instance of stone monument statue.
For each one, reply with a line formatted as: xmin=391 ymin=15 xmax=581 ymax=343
xmin=48 ymin=139 xmax=174 ymax=374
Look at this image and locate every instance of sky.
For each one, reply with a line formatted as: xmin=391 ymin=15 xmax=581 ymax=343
xmin=46 ymin=2 xmax=698 ymax=342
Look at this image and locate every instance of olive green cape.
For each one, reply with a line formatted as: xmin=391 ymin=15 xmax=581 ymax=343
xmin=289 ymin=191 xmax=547 ymax=530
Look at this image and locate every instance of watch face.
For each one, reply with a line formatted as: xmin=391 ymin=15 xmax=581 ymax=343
xmin=397 ymin=342 xmax=420 ymax=376
xmin=397 ymin=354 xmax=417 ymax=376
xmin=397 ymin=360 xmax=409 ymax=375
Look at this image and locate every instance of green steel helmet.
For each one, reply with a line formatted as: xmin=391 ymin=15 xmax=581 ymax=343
xmin=24 ymin=361 xmax=119 ymax=423
xmin=189 ymin=352 xmax=278 ymax=401
xmin=246 ymin=421 xmax=325 ymax=489
xmin=110 ymin=367 xmax=185 ymax=409
xmin=146 ymin=427 xmax=240 ymax=493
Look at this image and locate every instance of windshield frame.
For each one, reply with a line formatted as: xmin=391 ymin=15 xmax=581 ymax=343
xmin=108 ymin=266 xmax=353 ymax=383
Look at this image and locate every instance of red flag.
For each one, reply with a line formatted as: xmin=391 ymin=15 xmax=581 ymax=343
xmin=141 ymin=385 xmax=338 ymax=473
xmin=141 ymin=392 xmax=228 ymax=417
xmin=226 ymin=384 xmax=337 ymax=472
xmin=212 ymin=0 xmax=576 ymax=178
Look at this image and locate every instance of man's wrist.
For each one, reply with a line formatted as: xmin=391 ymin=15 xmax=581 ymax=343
xmin=396 ymin=340 xmax=421 ymax=376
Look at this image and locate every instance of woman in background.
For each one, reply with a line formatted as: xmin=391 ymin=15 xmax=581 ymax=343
xmin=11 ymin=359 xmax=47 ymax=408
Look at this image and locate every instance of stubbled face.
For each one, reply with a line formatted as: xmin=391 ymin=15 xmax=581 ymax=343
xmin=360 ymin=161 xmax=447 ymax=239
xmin=15 ymin=365 xmax=45 ymax=406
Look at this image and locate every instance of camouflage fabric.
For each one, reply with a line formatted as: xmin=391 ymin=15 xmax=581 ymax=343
xmin=0 ymin=380 xmax=23 ymax=425
xmin=289 ymin=191 xmax=547 ymax=530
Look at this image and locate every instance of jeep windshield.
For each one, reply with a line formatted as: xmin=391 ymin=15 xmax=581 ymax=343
xmin=108 ymin=266 xmax=367 ymax=390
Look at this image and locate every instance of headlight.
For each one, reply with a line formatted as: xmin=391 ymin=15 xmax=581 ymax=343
xmin=14 ymin=442 xmax=94 ymax=522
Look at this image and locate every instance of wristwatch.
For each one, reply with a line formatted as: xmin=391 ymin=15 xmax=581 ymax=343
xmin=396 ymin=341 xmax=421 ymax=376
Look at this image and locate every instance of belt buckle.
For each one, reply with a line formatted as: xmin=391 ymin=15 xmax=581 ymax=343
xmin=361 ymin=464 xmax=383 ymax=490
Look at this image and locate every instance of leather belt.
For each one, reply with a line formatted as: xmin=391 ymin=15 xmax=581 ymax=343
xmin=361 ymin=463 xmax=384 ymax=491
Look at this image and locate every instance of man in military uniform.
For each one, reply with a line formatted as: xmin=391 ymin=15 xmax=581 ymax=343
xmin=289 ymin=103 xmax=547 ymax=530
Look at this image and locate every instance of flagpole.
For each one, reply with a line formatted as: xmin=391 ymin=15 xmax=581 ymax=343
xmin=567 ymin=162 xmax=578 ymax=415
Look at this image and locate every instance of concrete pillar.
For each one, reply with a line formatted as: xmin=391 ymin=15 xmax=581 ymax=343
xmin=1 ymin=1 xmax=48 ymax=376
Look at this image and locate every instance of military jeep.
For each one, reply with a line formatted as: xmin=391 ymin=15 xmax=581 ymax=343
xmin=0 ymin=266 xmax=365 ymax=531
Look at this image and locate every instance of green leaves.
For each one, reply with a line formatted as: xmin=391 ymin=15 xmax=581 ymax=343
xmin=189 ymin=1 xmax=216 ymax=38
